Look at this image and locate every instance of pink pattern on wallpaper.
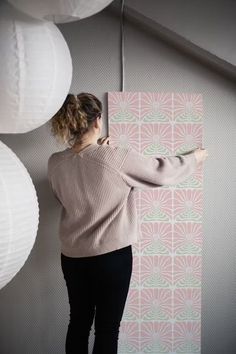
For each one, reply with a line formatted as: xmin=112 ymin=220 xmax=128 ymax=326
xmin=109 ymin=123 xmax=139 ymax=151
xmin=108 ymin=92 xmax=140 ymax=122
xmin=174 ymin=288 xmax=201 ymax=320
xmin=140 ymin=288 xmax=172 ymax=320
xmin=139 ymin=190 xmax=173 ymax=221
xmin=140 ymin=222 xmax=172 ymax=254
xmin=108 ymin=92 xmax=203 ymax=353
xmin=173 ymin=223 xmax=202 ymax=254
xmin=173 ymin=94 xmax=203 ymax=122
xmin=140 ymin=124 xmax=172 ymax=156
xmin=140 ymin=93 xmax=173 ymax=121
xmin=141 ymin=322 xmax=172 ymax=352
xmin=174 ymin=124 xmax=203 ymax=154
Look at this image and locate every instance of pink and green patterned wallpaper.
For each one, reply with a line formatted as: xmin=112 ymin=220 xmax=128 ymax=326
xmin=108 ymin=92 xmax=203 ymax=353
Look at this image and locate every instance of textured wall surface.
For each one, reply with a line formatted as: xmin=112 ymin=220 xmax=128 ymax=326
xmin=122 ymin=0 xmax=236 ymax=66
xmin=0 ymin=2 xmax=236 ymax=353
xmin=108 ymin=91 xmax=203 ymax=353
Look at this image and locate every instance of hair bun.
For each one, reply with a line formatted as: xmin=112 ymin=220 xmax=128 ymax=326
xmin=50 ymin=92 xmax=102 ymax=146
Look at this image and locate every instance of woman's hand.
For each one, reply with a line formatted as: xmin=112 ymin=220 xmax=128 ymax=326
xmin=194 ymin=147 xmax=209 ymax=163
xmin=97 ymin=136 xmax=110 ymax=145
xmin=97 ymin=138 xmax=208 ymax=164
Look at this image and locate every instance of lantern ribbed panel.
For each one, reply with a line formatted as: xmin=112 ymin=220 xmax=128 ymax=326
xmin=8 ymin=0 xmax=114 ymax=23
xmin=0 ymin=140 xmax=39 ymax=289
xmin=0 ymin=2 xmax=72 ymax=133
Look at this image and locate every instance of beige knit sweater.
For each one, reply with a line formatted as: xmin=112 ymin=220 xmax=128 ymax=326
xmin=47 ymin=144 xmax=198 ymax=257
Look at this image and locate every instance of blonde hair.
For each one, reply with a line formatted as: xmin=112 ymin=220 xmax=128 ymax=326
xmin=50 ymin=92 xmax=102 ymax=146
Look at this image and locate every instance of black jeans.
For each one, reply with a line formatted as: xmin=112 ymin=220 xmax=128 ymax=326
xmin=60 ymin=245 xmax=133 ymax=354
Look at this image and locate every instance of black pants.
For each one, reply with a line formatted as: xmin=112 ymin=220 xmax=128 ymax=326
xmin=60 ymin=245 xmax=133 ymax=354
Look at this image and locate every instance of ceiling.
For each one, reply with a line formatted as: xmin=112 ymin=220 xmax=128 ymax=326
xmin=108 ymin=0 xmax=236 ymax=82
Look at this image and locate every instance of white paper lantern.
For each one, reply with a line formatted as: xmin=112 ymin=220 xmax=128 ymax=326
xmin=8 ymin=0 xmax=114 ymax=23
xmin=0 ymin=2 xmax=72 ymax=133
xmin=0 ymin=140 xmax=39 ymax=290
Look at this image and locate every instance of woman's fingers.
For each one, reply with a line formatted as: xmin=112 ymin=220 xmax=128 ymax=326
xmin=194 ymin=147 xmax=208 ymax=163
xmin=101 ymin=136 xmax=110 ymax=145
xmin=98 ymin=136 xmax=110 ymax=145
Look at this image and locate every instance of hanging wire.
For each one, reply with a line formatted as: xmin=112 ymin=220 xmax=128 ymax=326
xmin=120 ymin=0 xmax=125 ymax=92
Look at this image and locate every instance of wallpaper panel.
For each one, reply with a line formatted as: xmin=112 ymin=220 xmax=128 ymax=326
xmin=108 ymin=92 xmax=203 ymax=353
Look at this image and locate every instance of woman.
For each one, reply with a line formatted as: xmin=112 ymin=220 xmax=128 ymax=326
xmin=47 ymin=92 xmax=208 ymax=354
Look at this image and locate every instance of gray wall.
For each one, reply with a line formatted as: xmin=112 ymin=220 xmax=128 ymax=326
xmin=0 ymin=2 xmax=236 ymax=353
xmin=123 ymin=0 xmax=236 ymax=65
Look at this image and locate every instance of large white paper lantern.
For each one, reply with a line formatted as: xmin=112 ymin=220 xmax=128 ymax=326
xmin=0 ymin=140 xmax=39 ymax=290
xmin=0 ymin=2 xmax=72 ymax=133
xmin=8 ymin=0 xmax=114 ymax=23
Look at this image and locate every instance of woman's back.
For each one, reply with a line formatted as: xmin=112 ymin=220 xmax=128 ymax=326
xmin=47 ymin=143 xmax=198 ymax=258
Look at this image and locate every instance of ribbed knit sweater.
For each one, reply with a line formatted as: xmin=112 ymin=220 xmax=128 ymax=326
xmin=47 ymin=144 xmax=198 ymax=258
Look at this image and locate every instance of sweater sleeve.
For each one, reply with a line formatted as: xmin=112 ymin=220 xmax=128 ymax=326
xmin=119 ymin=147 xmax=198 ymax=189
xmin=47 ymin=155 xmax=61 ymax=204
